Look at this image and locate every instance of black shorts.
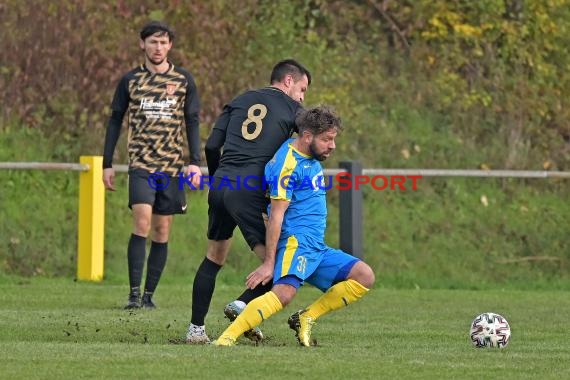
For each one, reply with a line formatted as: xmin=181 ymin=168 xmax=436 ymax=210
xmin=207 ymin=180 xmax=268 ymax=250
xmin=128 ymin=169 xmax=187 ymax=215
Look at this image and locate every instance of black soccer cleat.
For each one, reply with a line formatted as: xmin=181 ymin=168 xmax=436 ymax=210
xmin=124 ymin=290 xmax=141 ymax=309
xmin=141 ymin=292 xmax=156 ymax=309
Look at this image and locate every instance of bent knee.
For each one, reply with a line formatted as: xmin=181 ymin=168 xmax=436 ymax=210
xmin=275 ymin=291 xmax=295 ymax=306
xmin=279 ymin=296 xmax=293 ymax=307
xmin=272 ymin=284 xmax=297 ymax=306
xmin=206 ymin=240 xmax=231 ymax=265
xmin=349 ymin=262 xmax=375 ymax=289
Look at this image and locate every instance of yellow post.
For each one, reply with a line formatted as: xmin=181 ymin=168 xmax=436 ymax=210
xmin=77 ymin=156 xmax=105 ymax=281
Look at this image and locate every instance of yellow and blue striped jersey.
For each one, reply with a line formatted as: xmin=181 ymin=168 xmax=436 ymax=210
xmin=265 ymin=138 xmax=327 ymax=241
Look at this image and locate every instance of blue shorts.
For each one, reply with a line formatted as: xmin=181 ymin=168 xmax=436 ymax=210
xmin=273 ymin=234 xmax=359 ymax=292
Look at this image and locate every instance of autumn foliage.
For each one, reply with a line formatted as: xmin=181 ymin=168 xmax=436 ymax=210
xmin=1 ymin=0 xmax=569 ymax=169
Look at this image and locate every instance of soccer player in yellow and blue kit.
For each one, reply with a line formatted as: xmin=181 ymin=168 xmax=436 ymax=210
xmin=213 ymin=105 xmax=375 ymax=346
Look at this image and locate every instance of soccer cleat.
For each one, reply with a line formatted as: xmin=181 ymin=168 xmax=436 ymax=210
xmin=211 ymin=335 xmax=236 ymax=347
xmin=288 ymin=309 xmax=315 ymax=347
xmin=223 ymin=301 xmax=264 ymax=342
xmin=124 ymin=290 xmax=141 ymax=309
xmin=141 ymin=293 xmax=156 ymax=309
xmin=185 ymin=324 xmax=211 ymax=344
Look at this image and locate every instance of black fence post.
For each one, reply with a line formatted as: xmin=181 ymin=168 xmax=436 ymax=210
xmin=338 ymin=161 xmax=363 ymax=259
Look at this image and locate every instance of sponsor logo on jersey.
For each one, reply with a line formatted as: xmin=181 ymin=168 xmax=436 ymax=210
xmin=166 ymin=83 xmax=177 ymax=95
xmin=140 ymin=98 xmax=176 ymax=110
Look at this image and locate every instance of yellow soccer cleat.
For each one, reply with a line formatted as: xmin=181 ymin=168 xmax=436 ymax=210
xmin=211 ymin=336 xmax=237 ymax=347
xmin=287 ymin=310 xmax=315 ymax=347
xmin=223 ymin=301 xmax=264 ymax=342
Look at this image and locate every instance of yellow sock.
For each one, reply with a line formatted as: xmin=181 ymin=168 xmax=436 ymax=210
xmin=304 ymin=279 xmax=369 ymax=320
xmin=220 ymin=291 xmax=283 ymax=340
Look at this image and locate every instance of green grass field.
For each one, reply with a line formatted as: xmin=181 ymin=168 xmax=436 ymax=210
xmin=1 ymin=277 xmax=569 ymax=379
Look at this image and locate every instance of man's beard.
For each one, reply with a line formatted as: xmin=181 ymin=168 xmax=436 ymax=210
xmin=309 ymin=141 xmax=332 ymax=161
xmin=147 ymin=54 xmax=165 ymax=66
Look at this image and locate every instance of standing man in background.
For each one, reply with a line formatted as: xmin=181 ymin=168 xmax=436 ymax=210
xmin=186 ymin=59 xmax=311 ymax=343
xmin=102 ymin=21 xmax=202 ymax=309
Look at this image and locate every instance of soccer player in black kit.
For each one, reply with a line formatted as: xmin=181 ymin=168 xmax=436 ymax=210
xmin=186 ymin=59 xmax=311 ymax=343
xmin=102 ymin=21 xmax=202 ymax=309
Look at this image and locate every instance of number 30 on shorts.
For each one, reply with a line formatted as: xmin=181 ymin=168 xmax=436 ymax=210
xmin=241 ymin=103 xmax=267 ymax=140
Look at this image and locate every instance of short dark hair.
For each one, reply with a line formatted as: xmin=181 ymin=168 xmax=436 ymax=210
xmin=296 ymin=105 xmax=342 ymax=136
xmin=140 ymin=21 xmax=175 ymax=41
xmin=270 ymin=59 xmax=312 ymax=86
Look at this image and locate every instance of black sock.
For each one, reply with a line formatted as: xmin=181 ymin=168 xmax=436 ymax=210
xmin=237 ymin=281 xmax=274 ymax=304
xmin=127 ymin=234 xmax=147 ymax=292
xmin=143 ymin=241 xmax=168 ymax=294
xmin=191 ymin=257 xmax=222 ymax=326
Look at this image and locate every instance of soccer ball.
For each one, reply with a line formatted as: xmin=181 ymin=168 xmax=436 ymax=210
xmin=469 ymin=312 xmax=511 ymax=348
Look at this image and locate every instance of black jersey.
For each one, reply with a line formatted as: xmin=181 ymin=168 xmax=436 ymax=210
xmin=106 ymin=62 xmax=200 ymax=176
xmin=206 ymin=87 xmax=301 ymax=181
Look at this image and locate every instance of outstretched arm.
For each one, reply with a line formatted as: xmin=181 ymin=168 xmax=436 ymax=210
xmin=246 ymin=198 xmax=290 ymax=289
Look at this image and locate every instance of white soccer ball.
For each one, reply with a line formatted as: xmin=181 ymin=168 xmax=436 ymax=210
xmin=469 ymin=312 xmax=511 ymax=348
